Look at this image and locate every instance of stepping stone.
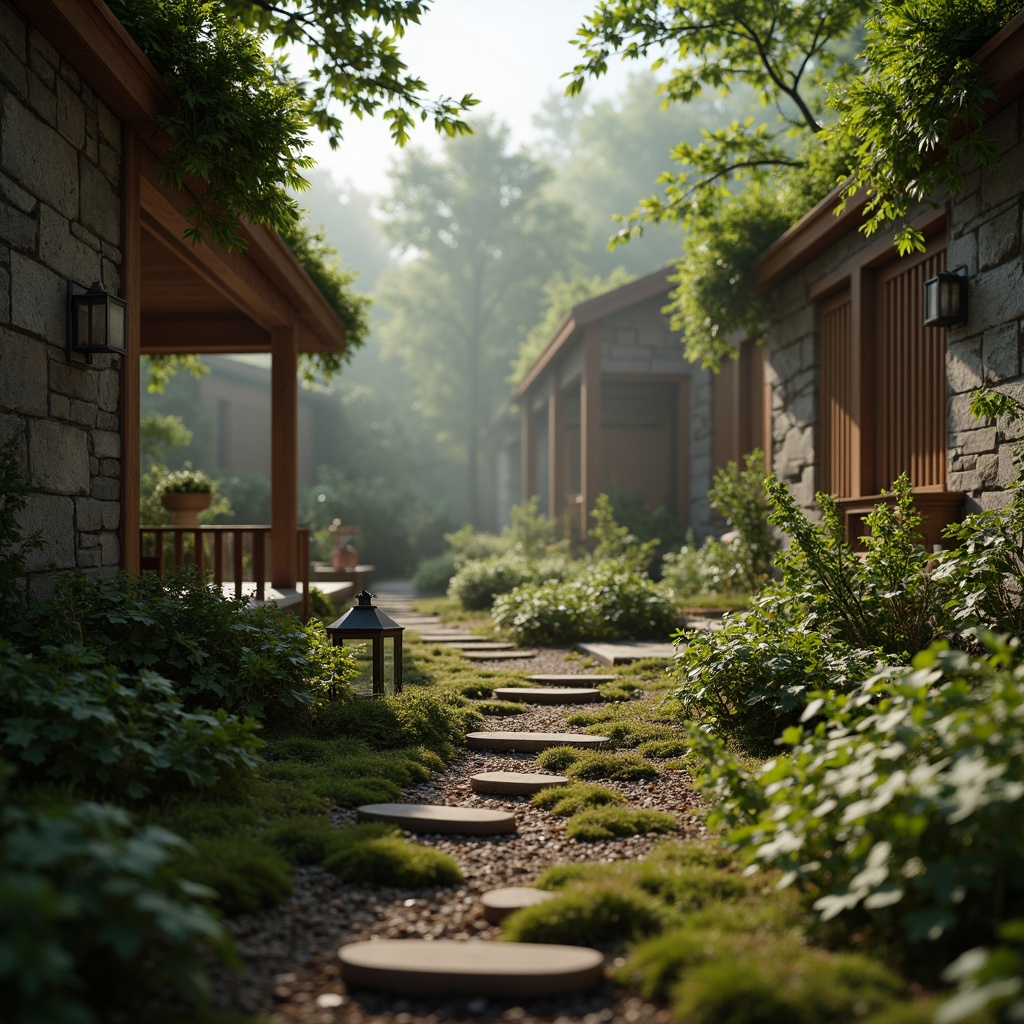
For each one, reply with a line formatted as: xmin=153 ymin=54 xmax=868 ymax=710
xmin=470 ymin=771 xmax=570 ymax=796
xmin=443 ymin=640 xmax=515 ymax=651
xmin=481 ymin=886 xmax=557 ymax=924
xmin=528 ymin=673 xmax=617 ymax=687
xmin=462 ymin=649 xmax=537 ymax=661
xmin=338 ymin=939 xmax=604 ymax=997
xmin=356 ymin=803 xmax=516 ymax=835
xmin=575 ymin=641 xmax=676 ymax=664
xmin=414 ymin=631 xmax=479 ymax=640
xmin=466 ymin=731 xmax=609 ymax=752
xmin=493 ymin=687 xmax=602 ymax=705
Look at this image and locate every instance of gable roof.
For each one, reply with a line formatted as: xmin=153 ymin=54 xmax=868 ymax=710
xmin=514 ymin=266 xmax=674 ymax=397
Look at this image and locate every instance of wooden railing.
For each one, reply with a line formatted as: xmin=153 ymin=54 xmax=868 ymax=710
xmin=139 ymin=526 xmax=310 ymax=620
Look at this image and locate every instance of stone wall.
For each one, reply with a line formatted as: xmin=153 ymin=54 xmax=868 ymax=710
xmin=0 ymin=1 xmax=123 ymax=601
xmin=759 ymin=90 xmax=1024 ymax=520
xmin=946 ymin=94 xmax=1024 ymax=511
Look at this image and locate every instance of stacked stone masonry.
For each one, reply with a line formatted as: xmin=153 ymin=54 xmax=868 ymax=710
xmin=0 ymin=1 xmax=123 ymax=600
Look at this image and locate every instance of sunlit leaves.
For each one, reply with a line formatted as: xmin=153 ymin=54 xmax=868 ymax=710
xmin=825 ymin=0 xmax=1019 ymax=247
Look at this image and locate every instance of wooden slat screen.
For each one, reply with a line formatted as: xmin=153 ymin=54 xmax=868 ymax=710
xmin=874 ymin=245 xmax=947 ymax=490
xmin=819 ymin=289 xmax=855 ymax=498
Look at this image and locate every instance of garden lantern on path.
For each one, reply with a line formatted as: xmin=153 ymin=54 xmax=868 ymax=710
xmin=326 ymin=590 xmax=404 ymax=696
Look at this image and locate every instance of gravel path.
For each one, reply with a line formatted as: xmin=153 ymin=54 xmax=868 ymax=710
xmin=212 ymin=646 xmax=706 ymax=1024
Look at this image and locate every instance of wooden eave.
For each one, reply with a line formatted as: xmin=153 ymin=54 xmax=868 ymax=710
xmin=514 ymin=267 xmax=674 ymax=398
xmin=753 ymin=6 xmax=1024 ymax=296
xmin=14 ymin=0 xmax=346 ymax=357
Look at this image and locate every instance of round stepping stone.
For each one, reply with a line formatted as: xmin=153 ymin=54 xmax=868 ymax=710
xmin=528 ymin=674 xmax=617 ymax=686
xmin=462 ymin=649 xmax=537 ymax=660
xmin=338 ymin=939 xmax=603 ymax=997
xmin=356 ymin=803 xmax=516 ymax=835
xmin=443 ymin=640 xmax=515 ymax=651
xmin=481 ymin=886 xmax=557 ymax=924
xmin=470 ymin=771 xmax=570 ymax=796
xmin=466 ymin=731 xmax=609 ymax=752
xmin=493 ymin=687 xmax=603 ymax=705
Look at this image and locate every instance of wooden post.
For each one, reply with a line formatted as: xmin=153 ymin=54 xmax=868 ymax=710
xmin=271 ymin=321 xmax=299 ymax=588
xmin=580 ymin=326 xmax=602 ymax=538
xmin=520 ymin=402 xmax=536 ymax=502
xmin=548 ymin=368 xmax=564 ymax=521
xmin=120 ymin=128 xmax=141 ymax=573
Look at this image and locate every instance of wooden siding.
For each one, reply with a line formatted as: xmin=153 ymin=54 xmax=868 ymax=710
xmin=874 ymin=246 xmax=947 ymax=491
xmin=819 ymin=290 xmax=855 ymax=497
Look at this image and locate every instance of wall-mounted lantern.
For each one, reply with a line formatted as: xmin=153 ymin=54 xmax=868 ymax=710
xmin=66 ymin=281 xmax=128 ymax=363
xmin=923 ymin=266 xmax=969 ymax=328
xmin=326 ymin=590 xmax=404 ymax=696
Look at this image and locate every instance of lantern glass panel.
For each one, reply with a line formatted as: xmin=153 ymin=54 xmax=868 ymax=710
xmin=382 ymin=638 xmax=397 ymax=697
xmin=108 ymin=299 xmax=126 ymax=353
xmin=348 ymin=640 xmax=376 ymax=696
xmin=924 ymin=279 xmax=941 ymax=324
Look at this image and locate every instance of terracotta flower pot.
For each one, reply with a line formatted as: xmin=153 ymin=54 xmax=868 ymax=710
xmin=160 ymin=491 xmax=212 ymax=526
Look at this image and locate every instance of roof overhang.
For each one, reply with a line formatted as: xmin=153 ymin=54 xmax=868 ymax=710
xmin=514 ymin=267 xmax=675 ymax=397
xmin=11 ymin=0 xmax=347 ymax=357
xmin=753 ymin=6 xmax=1024 ymax=295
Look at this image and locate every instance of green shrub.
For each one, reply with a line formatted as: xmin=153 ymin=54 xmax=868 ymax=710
xmin=531 ymin=782 xmax=625 ymax=816
xmin=695 ymin=637 xmax=1024 ymax=975
xmin=23 ymin=569 xmax=356 ymax=720
xmin=672 ymin=943 xmax=904 ymax=1024
xmin=587 ymin=493 xmax=660 ymax=571
xmin=536 ymin=747 xmax=660 ymax=781
xmin=565 ymin=806 xmax=677 ymax=841
xmin=448 ymin=553 xmax=536 ymax=610
xmin=670 ymin=476 xmax=956 ymax=752
xmin=181 ymin=835 xmax=292 ymax=914
xmin=660 ymin=533 xmax=752 ymax=599
xmin=323 ymin=826 xmax=463 ymax=886
xmin=412 ymin=550 xmax=458 ymax=594
xmin=671 ymin=591 xmax=881 ymax=753
xmin=501 ymin=882 xmax=673 ymax=946
xmin=583 ymin=719 xmax=678 ymax=748
xmin=492 ymin=560 xmax=678 ymax=646
xmin=0 ymin=640 xmax=261 ymax=801
xmin=0 ymin=800 xmax=237 ymax=1023
xmin=0 ymin=437 xmax=42 ymax=623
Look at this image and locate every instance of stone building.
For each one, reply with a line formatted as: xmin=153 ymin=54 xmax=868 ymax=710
xmin=0 ymin=0 xmax=348 ymax=600
xmin=747 ymin=9 xmax=1024 ymax=547
xmin=508 ymin=268 xmax=765 ymax=540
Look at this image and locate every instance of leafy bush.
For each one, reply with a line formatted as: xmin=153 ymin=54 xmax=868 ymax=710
xmin=660 ymin=532 xmax=754 ymax=600
xmin=669 ymin=477 xmax=948 ymax=752
xmin=155 ymin=462 xmax=214 ymax=494
xmin=565 ymin=806 xmax=677 ymax=841
xmin=0 ymin=640 xmax=261 ymax=801
xmin=707 ymin=449 xmax=779 ymax=591
xmin=588 ymin=493 xmax=660 ymax=571
xmin=25 ymin=570 xmax=356 ymax=720
xmin=695 ymin=637 xmax=1024 ymax=975
xmin=413 ymin=550 xmax=457 ymax=594
xmin=492 ymin=560 xmax=678 ymax=645
xmin=0 ymin=800 xmax=236 ymax=1023
xmin=322 ymin=824 xmax=463 ymax=886
xmin=671 ymin=590 xmax=880 ymax=753
xmin=767 ymin=474 xmax=947 ymax=658
xmin=448 ymin=553 xmax=538 ymax=610
xmin=637 ymin=737 xmax=690 ymax=758
xmin=501 ymin=882 xmax=673 ymax=946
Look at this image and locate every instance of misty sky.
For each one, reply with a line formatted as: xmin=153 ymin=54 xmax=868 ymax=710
xmin=314 ymin=0 xmax=637 ymax=196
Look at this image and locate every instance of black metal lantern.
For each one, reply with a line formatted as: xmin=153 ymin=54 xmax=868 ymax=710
xmin=66 ymin=280 xmax=128 ymax=363
xmin=923 ymin=266 xmax=969 ymax=328
xmin=326 ymin=590 xmax=404 ymax=696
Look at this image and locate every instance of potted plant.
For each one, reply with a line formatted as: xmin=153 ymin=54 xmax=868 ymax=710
xmin=157 ymin=464 xmax=215 ymax=526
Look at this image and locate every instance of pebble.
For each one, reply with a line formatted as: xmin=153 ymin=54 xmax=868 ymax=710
xmin=208 ymin=646 xmax=706 ymax=1023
